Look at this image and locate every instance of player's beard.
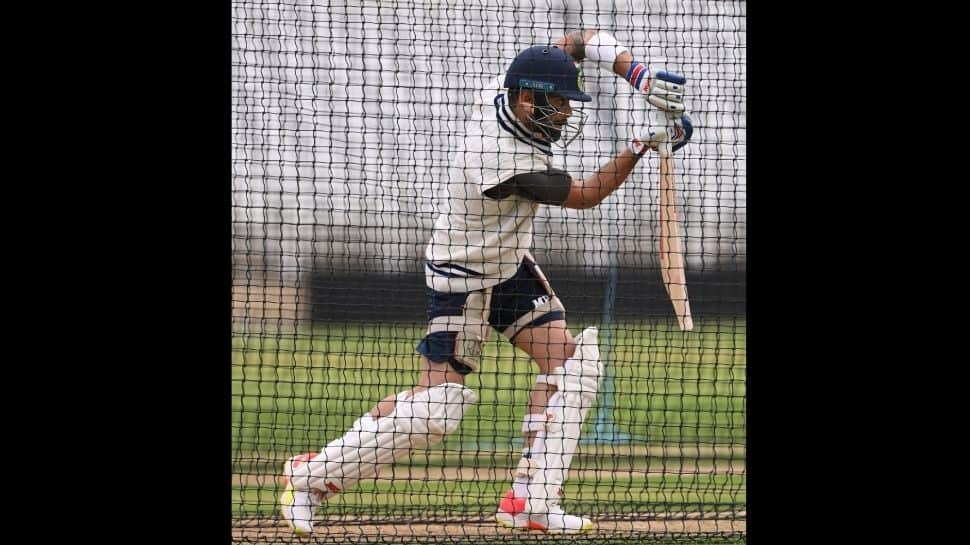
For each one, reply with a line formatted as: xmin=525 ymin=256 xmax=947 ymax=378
xmin=526 ymin=94 xmax=587 ymax=148
xmin=527 ymin=114 xmax=563 ymax=142
xmin=529 ymin=94 xmax=564 ymax=142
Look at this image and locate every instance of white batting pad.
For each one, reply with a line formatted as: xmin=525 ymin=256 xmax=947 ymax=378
xmin=523 ymin=327 xmax=602 ymax=514
xmin=288 ymin=383 xmax=477 ymax=497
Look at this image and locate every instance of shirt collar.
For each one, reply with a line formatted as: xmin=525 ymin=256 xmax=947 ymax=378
xmin=494 ymin=93 xmax=553 ymax=156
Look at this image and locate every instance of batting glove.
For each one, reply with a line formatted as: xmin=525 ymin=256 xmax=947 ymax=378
xmin=629 ymin=110 xmax=693 ymax=158
xmin=642 ymin=70 xmax=688 ymax=114
xmin=670 ymin=112 xmax=693 ymax=152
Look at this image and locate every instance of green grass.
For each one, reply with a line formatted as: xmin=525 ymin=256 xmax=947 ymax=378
xmin=231 ymin=318 xmax=746 ymax=529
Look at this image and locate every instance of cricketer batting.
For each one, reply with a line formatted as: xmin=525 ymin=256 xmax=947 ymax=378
xmin=281 ymin=28 xmax=693 ymax=535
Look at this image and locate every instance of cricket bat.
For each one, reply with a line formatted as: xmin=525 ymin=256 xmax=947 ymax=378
xmin=659 ymin=153 xmax=694 ymax=331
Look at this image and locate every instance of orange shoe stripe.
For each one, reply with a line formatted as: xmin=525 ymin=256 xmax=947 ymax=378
xmin=526 ymin=521 xmax=548 ymax=531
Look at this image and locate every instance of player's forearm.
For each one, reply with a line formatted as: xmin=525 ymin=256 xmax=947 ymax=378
xmin=555 ymin=29 xmax=635 ymax=78
xmin=563 ymin=149 xmax=642 ymax=209
xmin=554 ymin=29 xmax=597 ymax=61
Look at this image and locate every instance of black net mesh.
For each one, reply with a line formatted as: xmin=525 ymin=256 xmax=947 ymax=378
xmin=232 ymin=1 xmax=745 ymax=542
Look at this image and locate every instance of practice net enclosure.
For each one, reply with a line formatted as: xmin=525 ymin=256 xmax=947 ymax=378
xmin=232 ymin=1 xmax=745 ymax=543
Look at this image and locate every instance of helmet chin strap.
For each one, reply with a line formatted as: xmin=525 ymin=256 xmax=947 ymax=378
xmin=527 ymin=93 xmax=587 ymax=150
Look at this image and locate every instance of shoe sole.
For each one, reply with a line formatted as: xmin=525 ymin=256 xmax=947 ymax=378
xmin=495 ymin=512 xmax=593 ymax=533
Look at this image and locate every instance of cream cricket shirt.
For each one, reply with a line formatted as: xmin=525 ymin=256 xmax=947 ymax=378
xmin=425 ymin=77 xmax=554 ymax=293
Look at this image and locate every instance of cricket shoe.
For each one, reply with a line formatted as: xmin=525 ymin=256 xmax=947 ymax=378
xmin=280 ymin=452 xmax=324 ymax=536
xmin=495 ymin=489 xmax=594 ymax=533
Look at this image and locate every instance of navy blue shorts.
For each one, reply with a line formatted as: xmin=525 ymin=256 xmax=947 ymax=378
xmin=415 ymin=257 xmax=565 ymax=375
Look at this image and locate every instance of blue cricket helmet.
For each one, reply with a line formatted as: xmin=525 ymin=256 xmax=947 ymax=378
xmin=503 ymin=45 xmax=592 ymax=102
